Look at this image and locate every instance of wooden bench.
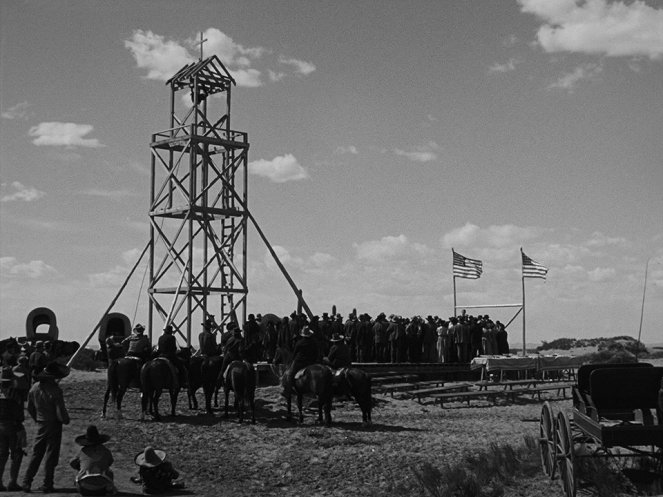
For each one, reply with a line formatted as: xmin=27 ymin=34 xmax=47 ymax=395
xmin=517 ymin=382 xmax=574 ymax=400
xmin=410 ymin=382 xmax=474 ymax=403
xmin=432 ymin=389 xmax=503 ymax=407
xmin=370 ymin=374 xmax=419 ymax=385
xmin=378 ymin=379 xmax=445 ymax=397
xmin=475 ymin=379 xmax=539 ymax=391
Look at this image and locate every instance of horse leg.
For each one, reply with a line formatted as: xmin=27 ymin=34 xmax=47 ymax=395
xmin=323 ymin=394 xmax=332 ymax=427
xmin=297 ymin=393 xmax=304 ymax=424
xmin=203 ymin=383 xmax=214 ymax=414
xmin=237 ymin=393 xmax=244 ymax=424
xmin=116 ymin=386 xmax=126 ymax=421
xmin=285 ymin=394 xmax=293 ymax=422
xmin=140 ymin=390 xmax=148 ymax=422
xmin=102 ymin=384 xmax=111 ymax=419
xmin=153 ymin=391 xmax=161 ymax=421
xmin=170 ymin=388 xmax=179 ymax=417
xmin=224 ymin=387 xmax=230 ymax=418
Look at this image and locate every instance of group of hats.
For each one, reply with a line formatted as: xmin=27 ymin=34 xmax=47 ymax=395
xmin=75 ymin=426 xmax=167 ymax=469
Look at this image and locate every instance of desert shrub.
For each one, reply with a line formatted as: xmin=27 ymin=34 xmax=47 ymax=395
xmin=412 ymin=436 xmax=539 ymax=497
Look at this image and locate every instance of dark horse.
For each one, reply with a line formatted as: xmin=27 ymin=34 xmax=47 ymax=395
xmin=187 ymin=354 xmax=223 ymax=414
xmin=223 ymin=360 xmax=256 ymax=423
xmin=102 ymin=356 xmax=143 ymax=419
xmin=331 ymin=368 xmax=373 ymax=426
xmin=140 ymin=349 xmax=190 ymax=421
xmin=273 ymin=347 xmax=333 ymax=426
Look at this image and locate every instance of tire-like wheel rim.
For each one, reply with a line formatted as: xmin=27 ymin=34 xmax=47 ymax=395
xmin=539 ymin=401 xmax=556 ymax=478
xmin=555 ymin=411 xmax=576 ymax=497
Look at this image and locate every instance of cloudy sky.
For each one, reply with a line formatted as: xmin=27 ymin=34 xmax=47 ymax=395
xmin=1 ymin=0 xmax=662 ymax=348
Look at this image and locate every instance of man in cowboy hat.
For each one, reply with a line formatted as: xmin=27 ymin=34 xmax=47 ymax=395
xmin=132 ymin=446 xmax=183 ymax=494
xmin=324 ymin=333 xmax=352 ymax=370
xmin=22 ymin=362 xmax=70 ymax=493
xmin=122 ymin=324 xmax=151 ymax=361
xmin=283 ymin=326 xmax=319 ymax=397
xmin=0 ymin=367 xmax=26 ymax=491
xmin=28 ymin=341 xmax=47 ymax=380
xmin=69 ymin=425 xmax=115 ymax=496
xmin=220 ymin=325 xmax=245 ymax=386
xmin=198 ymin=316 xmax=219 ymax=357
xmin=157 ymin=325 xmax=188 ymax=386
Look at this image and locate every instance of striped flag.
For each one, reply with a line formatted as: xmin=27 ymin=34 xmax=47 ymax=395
xmin=452 ymin=249 xmax=483 ymax=279
xmin=521 ymin=250 xmax=548 ymax=279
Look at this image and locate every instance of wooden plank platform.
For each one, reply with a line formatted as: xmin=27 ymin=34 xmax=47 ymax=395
xmin=410 ymin=382 xmax=474 ymax=403
xmin=370 ymin=374 xmax=419 ymax=385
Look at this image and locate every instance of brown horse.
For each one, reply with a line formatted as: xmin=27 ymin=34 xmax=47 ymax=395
xmin=188 ymin=354 xmax=224 ymax=414
xmin=140 ymin=357 xmax=180 ymax=421
xmin=332 ymin=368 xmax=373 ymax=426
xmin=273 ymin=347 xmax=333 ymax=426
xmin=223 ymin=360 xmax=256 ymax=423
xmin=102 ymin=356 xmax=143 ymax=419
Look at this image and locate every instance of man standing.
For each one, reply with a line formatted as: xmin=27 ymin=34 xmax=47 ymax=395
xmin=22 ymin=362 xmax=70 ymax=493
xmin=28 ymin=342 xmax=47 ymax=380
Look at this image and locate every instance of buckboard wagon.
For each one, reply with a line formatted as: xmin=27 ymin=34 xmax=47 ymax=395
xmin=539 ymin=363 xmax=663 ymax=497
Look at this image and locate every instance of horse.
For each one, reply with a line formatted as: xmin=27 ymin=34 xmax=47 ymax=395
xmin=331 ymin=368 xmax=373 ymax=426
xmin=102 ymin=356 xmax=143 ymax=419
xmin=223 ymin=360 xmax=256 ymax=423
xmin=188 ymin=354 xmax=224 ymax=414
xmin=140 ymin=348 xmax=191 ymax=421
xmin=140 ymin=357 xmax=179 ymax=421
xmin=273 ymin=347 xmax=333 ymax=426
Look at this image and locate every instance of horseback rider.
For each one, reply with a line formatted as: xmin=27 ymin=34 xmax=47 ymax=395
xmin=219 ymin=325 xmax=245 ymax=386
xmin=283 ymin=326 xmax=319 ymax=396
xmin=122 ymin=324 xmax=151 ymax=361
xmin=157 ymin=325 xmax=188 ymax=386
xmin=198 ymin=317 xmax=219 ymax=357
xmin=324 ymin=333 xmax=352 ymax=370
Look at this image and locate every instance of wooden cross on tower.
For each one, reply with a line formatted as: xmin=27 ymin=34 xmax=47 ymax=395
xmin=195 ymin=32 xmax=208 ymax=61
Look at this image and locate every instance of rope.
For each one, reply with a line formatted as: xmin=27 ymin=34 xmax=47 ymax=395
xmin=133 ymin=259 xmax=149 ymax=323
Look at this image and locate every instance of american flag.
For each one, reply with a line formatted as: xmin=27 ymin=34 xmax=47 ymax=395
xmin=522 ymin=250 xmax=548 ymax=279
xmin=452 ymin=249 xmax=483 ymax=279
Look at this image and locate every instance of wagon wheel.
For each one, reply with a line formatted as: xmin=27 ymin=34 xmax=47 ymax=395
xmin=555 ymin=411 xmax=576 ymax=497
xmin=539 ymin=401 xmax=556 ymax=478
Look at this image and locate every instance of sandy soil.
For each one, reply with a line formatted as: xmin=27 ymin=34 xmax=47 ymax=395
xmin=7 ymin=356 xmax=662 ymax=496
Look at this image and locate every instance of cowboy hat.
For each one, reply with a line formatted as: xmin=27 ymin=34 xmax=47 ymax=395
xmin=330 ymin=333 xmax=345 ymax=343
xmin=300 ymin=326 xmax=314 ymax=338
xmin=133 ymin=324 xmax=145 ymax=333
xmin=135 ymin=447 xmax=166 ymax=468
xmin=75 ymin=425 xmax=110 ymax=446
xmin=35 ymin=362 xmax=70 ymax=381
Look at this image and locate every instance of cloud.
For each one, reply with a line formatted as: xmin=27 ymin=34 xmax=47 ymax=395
xmin=588 ymin=266 xmax=616 ymax=282
xmin=278 ymin=56 xmax=316 ymax=75
xmin=354 ymin=235 xmax=434 ymax=263
xmin=547 ymin=62 xmax=603 ymax=91
xmin=78 ymin=188 xmax=137 ymax=200
xmin=394 ymin=141 xmax=439 ymax=162
xmin=489 ymin=58 xmax=521 ymax=73
xmin=1 ymin=182 xmax=45 ymax=202
xmin=125 ymin=28 xmax=314 ymax=88
xmin=1 ymin=101 xmax=32 ymax=120
xmin=248 ymin=154 xmax=309 ymax=183
xmin=519 ymin=0 xmax=663 ymax=60
xmin=124 ymin=30 xmax=192 ymax=81
xmin=0 ymin=257 xmax=58 ymax=279
xmin=28 ymin=122 xmax=103 ymax=148
xmin=334 ymin=145 xmax=358 ymax=155
xmin=441 ymin=223 xmax=543 ymax=250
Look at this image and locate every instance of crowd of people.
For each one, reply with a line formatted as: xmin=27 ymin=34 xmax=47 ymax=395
xmin=191 ymin=310 xmax=510 ymax=367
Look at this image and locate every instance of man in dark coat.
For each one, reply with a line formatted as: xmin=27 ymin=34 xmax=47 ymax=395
xmin=157 ymin=325 xmax=187 ymax=386
xmin=28 ymin=342 xmax=47 ymax=380
xmin=284 ymin=326 xmax=319 ymax=396
xmin=220 ymin=326 xmax=244 ymax=386
xmin=324 ymin=334 xmax=352 ymax=370
xmin=198 ymin=318 xmax=219 ymax=357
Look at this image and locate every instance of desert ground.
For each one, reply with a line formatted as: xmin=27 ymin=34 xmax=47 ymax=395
xmin=6 ymin=356 xmax=662 ymax=497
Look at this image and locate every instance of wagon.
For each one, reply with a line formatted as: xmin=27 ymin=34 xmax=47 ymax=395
xmin=539 ymin=363 xmax=663 ymax=497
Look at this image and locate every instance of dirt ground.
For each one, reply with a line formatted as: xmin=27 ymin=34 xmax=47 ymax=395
xmin=5 ymin=367 xmax=575 ymax=497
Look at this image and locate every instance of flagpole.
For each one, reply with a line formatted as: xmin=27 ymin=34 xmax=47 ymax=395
xmin=521 ymin=275 xmax=526 ymax=357
xmin=520 ymin=248 xmax=526 ymax=357
xmin=636 ymin=256 xmax=652 ymax=362
xmin=452 ymin=248 xmax=457 ymax=317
